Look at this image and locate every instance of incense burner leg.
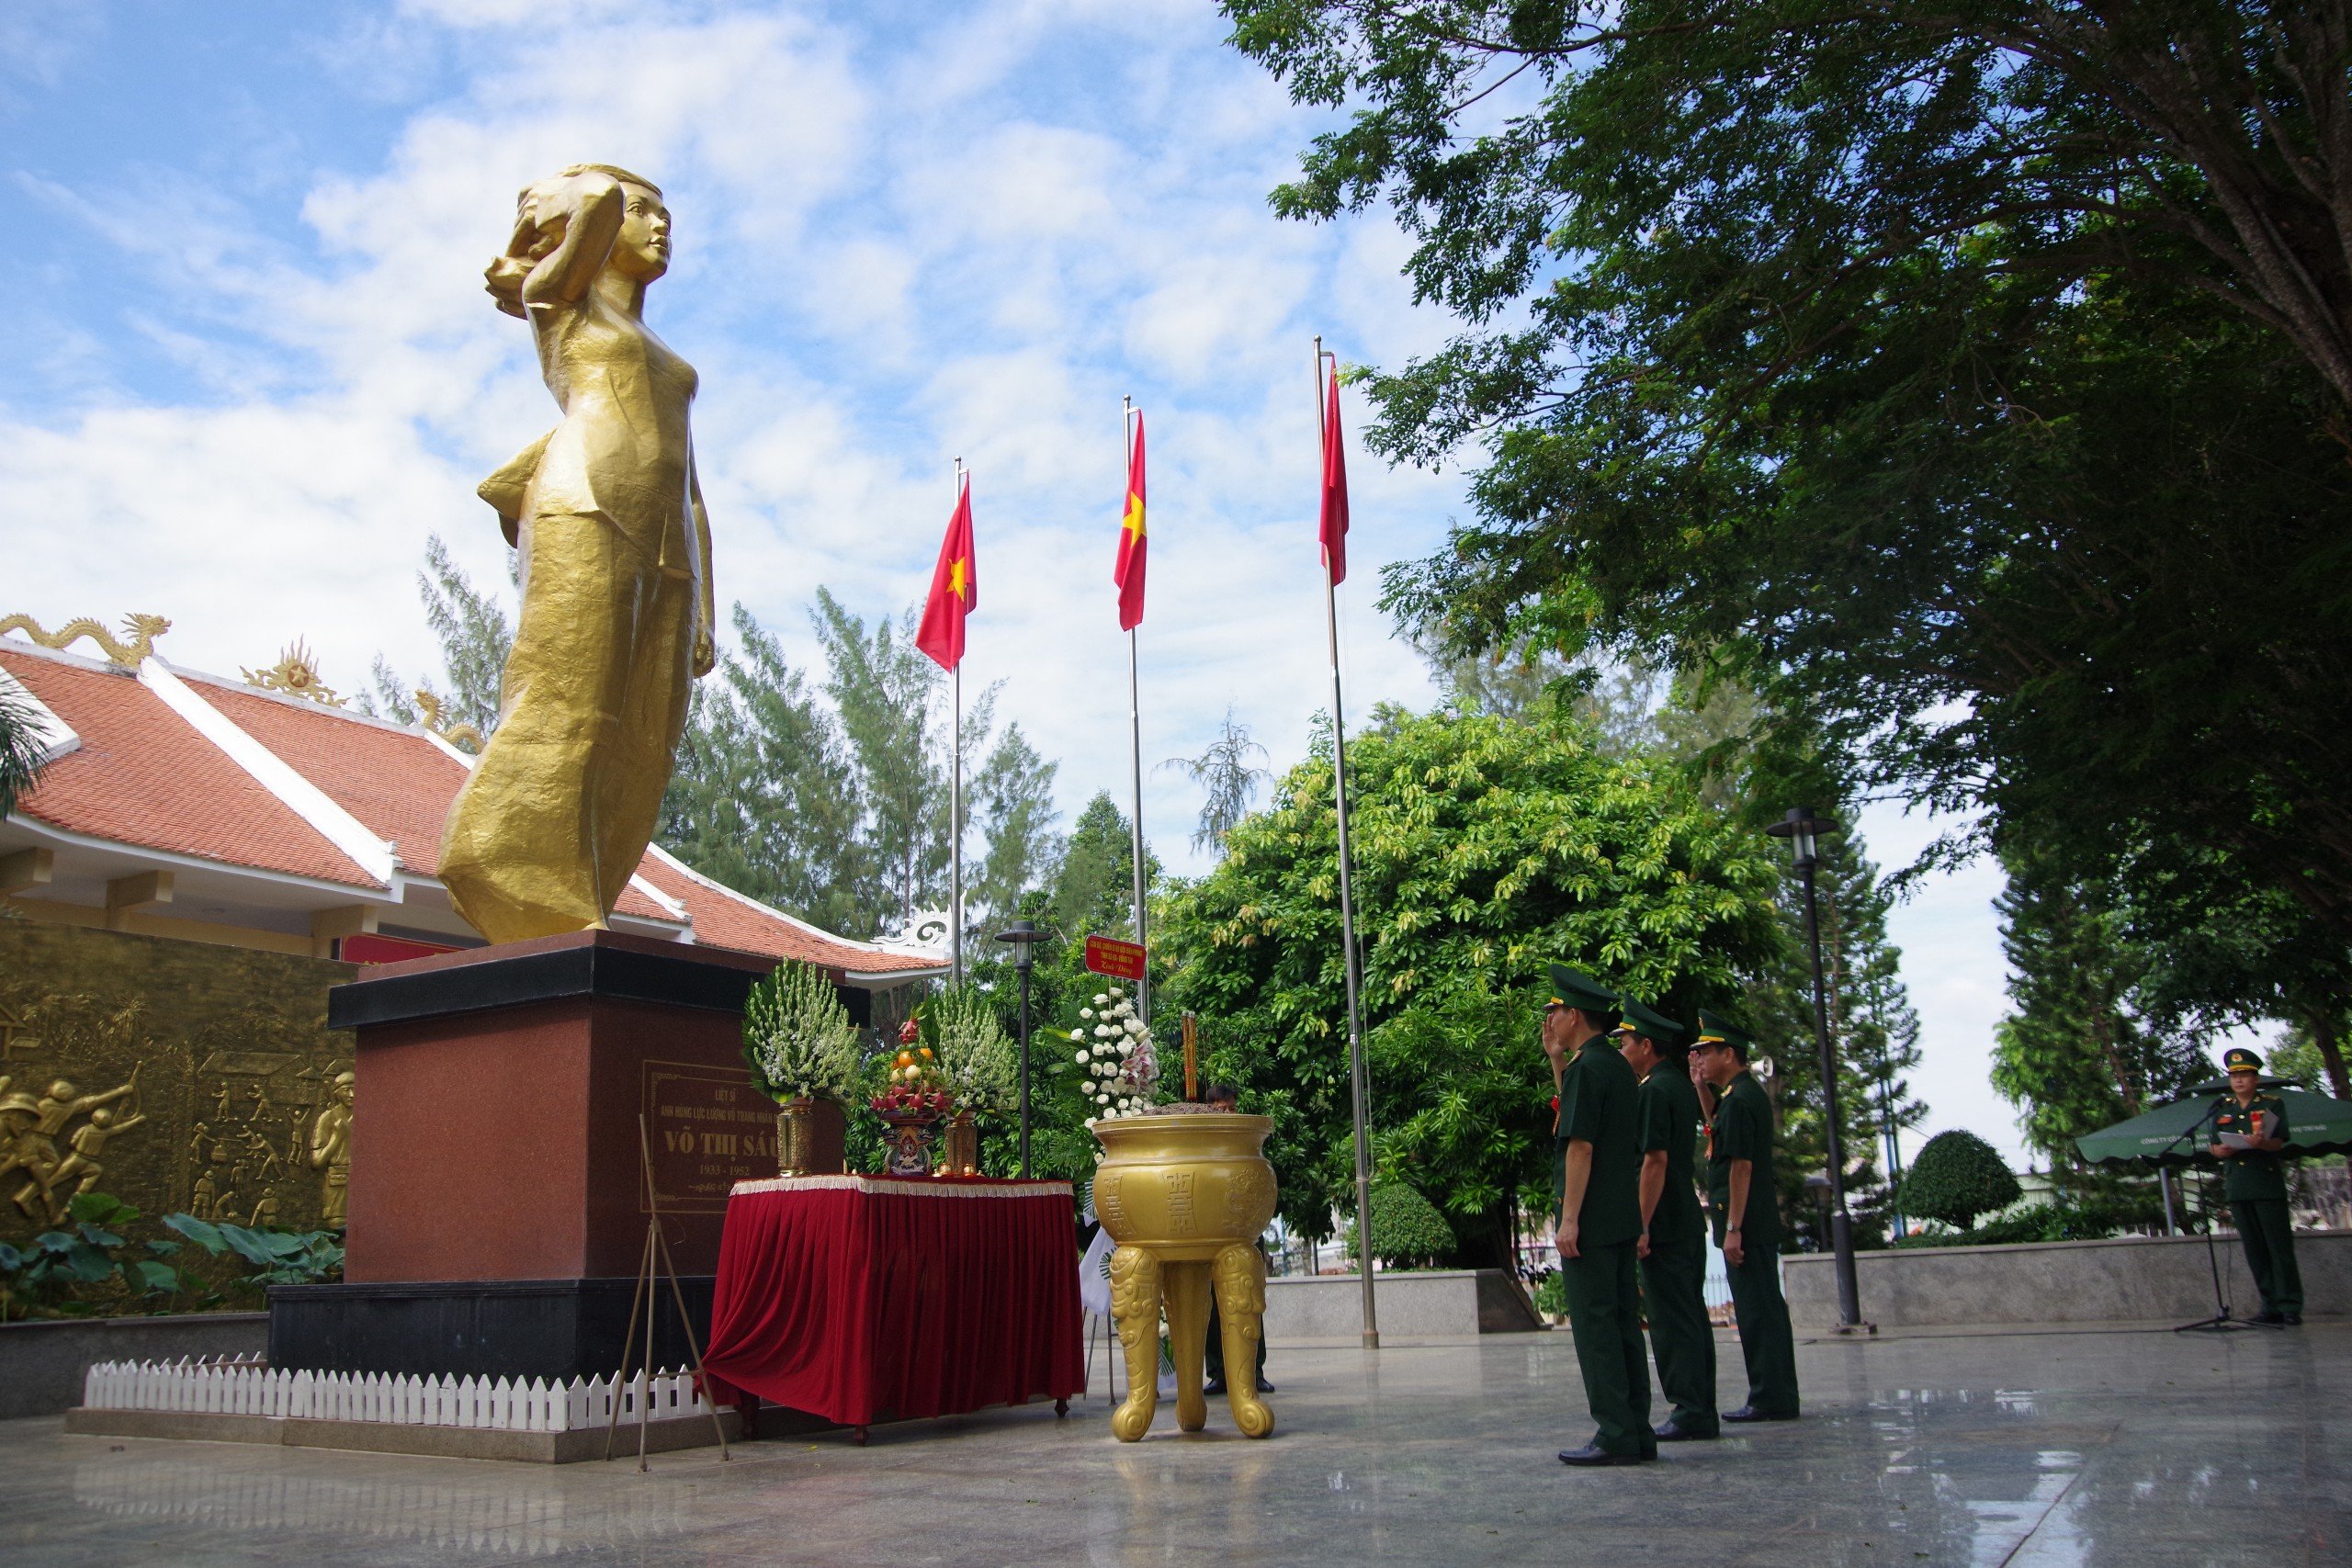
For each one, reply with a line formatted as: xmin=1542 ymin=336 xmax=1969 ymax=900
xmin=1213 ymin=1243 xmax=1274 ymax=1438
xmin=1166 ymin=1259 xmax=1212 ymax=1433
xmin=1109 ymin=1246 xmax=1163 ymax=1442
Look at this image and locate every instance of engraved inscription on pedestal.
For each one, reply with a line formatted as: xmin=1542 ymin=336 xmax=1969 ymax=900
xmin=643 ymin=1060 xmax=775 ymax=1213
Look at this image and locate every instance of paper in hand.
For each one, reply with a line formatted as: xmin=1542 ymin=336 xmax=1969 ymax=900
xmin=2219 ymin=1133 xmax=2256 ymax=1151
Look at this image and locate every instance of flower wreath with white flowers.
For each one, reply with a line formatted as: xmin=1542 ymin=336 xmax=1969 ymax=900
xmin=1069 ymin=986 xmax=1160 ymax=1120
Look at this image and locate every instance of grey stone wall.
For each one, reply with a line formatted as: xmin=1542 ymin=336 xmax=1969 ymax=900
xmin=1783 ymin=1228 xmax=2348 ymax=1329
xmin=0 ymin=1313 xmax=268 ymax=1420
xmin=1264 ymin=1269 xmax=1540 ymax=1344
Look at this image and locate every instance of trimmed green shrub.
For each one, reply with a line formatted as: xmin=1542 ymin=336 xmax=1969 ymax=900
xmin=1343 ymin=1181 xmax=1456 ymax=1269
xmin=1899 ymin=1131 xmax=2023 ymax=1231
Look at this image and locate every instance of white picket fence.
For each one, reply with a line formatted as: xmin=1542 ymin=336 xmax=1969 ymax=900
xmin=82 ymin=1356 xmax=717 ymax=1433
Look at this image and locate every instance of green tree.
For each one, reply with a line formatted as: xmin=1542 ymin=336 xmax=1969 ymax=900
xmin=1159 ymin=706 xmax=1272 ymax=859
xmin=0 ymin=681 xmax=53 ymax=819
xmin=1744 ymin=831 xmax=1928 ymax=1248
xmin=2129 ymin=873 xmax=2352 ymax=1102
xmin=1159 ymin=705 xmax=1783 ymax=1259
xmin=364 ymin=535 xmax=514 ymax=746
xmin=1990 ymin=840 xmax=2207 ymax=1169
xmin=1899 ymin=1131 xmax=2022 ymax=1233
xmin=966 ymin=724 xmax=1062 ymax=944
xmin=1052 ymin=792 xmax=1154 ymax=943
xmin=1229 ymin=1 xmax=2352 ymax=966
xmin=811 ymin=589 xmax=954 ymax=935
xmin=662 ymin=594 xmax=1057 ymax=947
xmin=662 ymin=605 xmax=870 ymax=935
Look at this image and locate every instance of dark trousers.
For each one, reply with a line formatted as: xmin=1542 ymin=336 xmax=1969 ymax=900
xmin=1565 ymin=1239 xmax=1654 ymax=1456
xmin=1723 ymin=1239 xmax=1800 ymax=1416
xmin=2231 ymin=1200 xmax=2304 ymax=1316
xmin=1640 ymin=1231 xmax=1718 ymax=1435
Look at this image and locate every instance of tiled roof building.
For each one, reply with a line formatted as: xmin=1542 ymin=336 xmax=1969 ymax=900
xmin=0 ymin=634 xmax=944 ymax=993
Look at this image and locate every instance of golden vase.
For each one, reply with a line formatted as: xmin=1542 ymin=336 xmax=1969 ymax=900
xmin=941 ymin=1111 xmax=980 ymax=1177
xmin=775 ymin=1098 xmax=847 ymax=1177
xmin=1090 ymin=1111 xmax=1279 ymax=1441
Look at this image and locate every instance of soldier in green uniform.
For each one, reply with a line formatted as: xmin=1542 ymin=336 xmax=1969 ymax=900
xmin=1616 ymin=998 xmax=1718 ymax=1442
xmin=1544 ymin=964 xmax=1654 ymax=1466
xmin=2210 ymin=1046 xmax=2302 ymax=1325
xmin=1692 ymin=1010 xmax=1799 ymax=1422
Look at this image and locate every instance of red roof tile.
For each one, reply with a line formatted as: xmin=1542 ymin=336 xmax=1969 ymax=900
xmin=188 ymin=680 xmax=468 ymax=876
xmin=636 ymin=851 xmax=940 ymax=975
xmin=2 ymin=647 xmax=376 ymax=887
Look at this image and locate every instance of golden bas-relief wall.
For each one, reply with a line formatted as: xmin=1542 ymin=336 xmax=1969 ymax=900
xmin=0 ymin=920 xmax=356 ymax=1242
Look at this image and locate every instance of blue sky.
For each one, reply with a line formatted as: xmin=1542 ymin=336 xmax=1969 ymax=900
xmin=2 ymin=0 xmax=2068 ymax=1161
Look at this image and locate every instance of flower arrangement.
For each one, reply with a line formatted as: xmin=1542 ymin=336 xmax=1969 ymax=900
xmin=1069 ymin=986 xmax=1159 ymax=1120
xmin=925 ymin=985 xmax=1018 ymax=1117
xmin=741 ymin=958 xmax=862 ymax=1104
xmin=871 ymin=1017 xmax=953 ymax=1119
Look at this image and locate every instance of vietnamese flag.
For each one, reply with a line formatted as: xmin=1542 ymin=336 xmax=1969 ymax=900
xmin=1319 ymin=371 xmax=1350 ymax=585
xmin=1114 ymin=413 xmax=1147 ymax=630
xmin=915 ymin=475 xmax=977 ymax=670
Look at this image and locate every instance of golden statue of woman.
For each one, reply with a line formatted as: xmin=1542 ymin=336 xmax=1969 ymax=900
xmin=440 ymin=164 xmax=716 ymax=944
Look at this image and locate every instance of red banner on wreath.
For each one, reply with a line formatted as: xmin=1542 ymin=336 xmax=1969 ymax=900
xmin=1084 ymin=934 xmax=1147 ymax=981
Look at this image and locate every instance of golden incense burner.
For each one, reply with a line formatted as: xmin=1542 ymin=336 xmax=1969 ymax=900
xmin=1090 ymin=1111 xmax=1278 ymax=1440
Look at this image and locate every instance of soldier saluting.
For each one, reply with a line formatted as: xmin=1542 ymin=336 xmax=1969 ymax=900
xmin=1544 ymin=964 xmax=1654 ymax=1467
xmin=2210 ymin=1046 xmax=2301 ymax=1326
xmin=1616 ymin=998 xmax=1717 ymax=1442
xmin=1691 ymin=1010 xmax=1799 ymax=1423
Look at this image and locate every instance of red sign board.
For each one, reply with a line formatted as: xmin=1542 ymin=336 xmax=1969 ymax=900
xmin=1084 ymin=934 xmax=1147 ymax=981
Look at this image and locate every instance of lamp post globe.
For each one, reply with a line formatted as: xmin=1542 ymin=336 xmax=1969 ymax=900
xmin=1766 ymin=807 xmax=1867 ymax=1332
xmin=995 ymin=919 xmax=1047 ymax=1178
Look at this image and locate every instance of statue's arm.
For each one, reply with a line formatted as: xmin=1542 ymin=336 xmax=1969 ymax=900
xmin=688 ymin=457 xmax=716 ymax=676
xmin=520 ymin=172 xmax=625 ymax=312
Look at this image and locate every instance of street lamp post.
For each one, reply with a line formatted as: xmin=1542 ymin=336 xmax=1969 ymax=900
xmin=996 ymin=919 xmax=1047 ymax=1179
xmin=1767 ymin=807 xmax=1868 ymax=1333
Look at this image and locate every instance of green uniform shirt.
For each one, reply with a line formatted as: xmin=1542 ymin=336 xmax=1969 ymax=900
xmin=2214 ymin=1094 xmax=2290 ymax=1202
xmin=1705 ymin=1070 xmax=1781 ymax=1248
xmin=1636 ymin=1066 xmax=1705 ymax=1246
xmin=1555 ymin=1038 xmax=1643 ymax=1247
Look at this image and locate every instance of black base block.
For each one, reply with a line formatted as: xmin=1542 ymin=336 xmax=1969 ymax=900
xmin=268 ymin=1277 xmax=716 ymax=1383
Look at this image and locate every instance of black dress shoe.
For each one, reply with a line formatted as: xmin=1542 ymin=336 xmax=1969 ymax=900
xmin=2251 ymin=1311 xmax=2286 ymax=1325
xmin=1723 ymin=1405 xmax=1798 ymax=1423
xmin=1557 ymin=1444 xmax=1644 ymax=1466
xmin=2283 ymin=1313 xmax=2302 ymax=1325
xmin=1655 ymin=1419 xmax=1718 ymax=1442
xmin=1258 ymin=1378 xmax=1276 ymax=1392
xmin=1203 ymin=1378 xmax=1227 ymax=1395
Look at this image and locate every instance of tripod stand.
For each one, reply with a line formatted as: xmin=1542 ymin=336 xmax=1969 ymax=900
xmin=605 ymin=1115 xmax=734 ymax=1467
xmin=2171 ymin=1097 xmax=2284 ymax=1336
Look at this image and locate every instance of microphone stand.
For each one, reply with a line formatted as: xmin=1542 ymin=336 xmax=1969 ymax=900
xmin=2172 ymin=1095 xmax=2283 ymax=1335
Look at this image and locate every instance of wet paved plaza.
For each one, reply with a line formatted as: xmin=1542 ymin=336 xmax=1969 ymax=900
xmin=5 ymin=1320 xmax=2342 ymax=1566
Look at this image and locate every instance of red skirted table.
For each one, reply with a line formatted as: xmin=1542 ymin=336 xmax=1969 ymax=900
xmin=700 ymin=1174 xmax=1085 ymax=1441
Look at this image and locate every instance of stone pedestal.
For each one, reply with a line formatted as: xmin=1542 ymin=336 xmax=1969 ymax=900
xmin=270 ymin=931 xmax=863 ymax=1381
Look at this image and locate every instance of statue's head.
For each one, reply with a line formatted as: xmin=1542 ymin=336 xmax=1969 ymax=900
xmin=46 ymin=1079 xmax=77 ymax=1101
xmin=332 ymin=1070 xmax=356 ymax=1105
xmin=488 ymin=164 xmax=668 ymax=316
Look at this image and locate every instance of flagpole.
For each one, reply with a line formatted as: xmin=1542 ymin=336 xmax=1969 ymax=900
xmin=1319 ymin=336 xmax=1378 ymax=1350
xmin=1123 ymin=396 xmax=1150 ymax=1027
xmin=950 ymin=457 xmax=966 ymax=989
